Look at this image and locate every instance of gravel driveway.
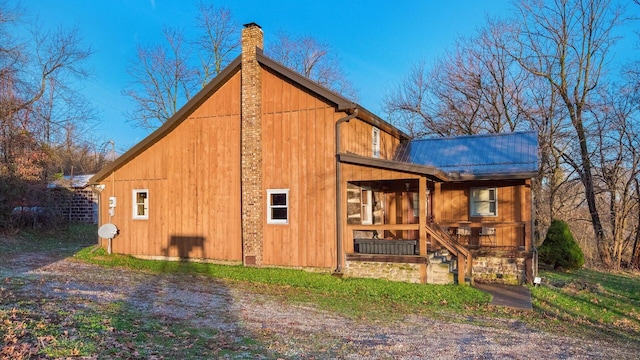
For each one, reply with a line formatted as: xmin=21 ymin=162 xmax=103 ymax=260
xmin=2 ymin=238 xmax=638 ymax=359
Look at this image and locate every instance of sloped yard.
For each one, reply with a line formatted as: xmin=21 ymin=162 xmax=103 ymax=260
xmin=1 ymin=225 xmax=639 ymax=359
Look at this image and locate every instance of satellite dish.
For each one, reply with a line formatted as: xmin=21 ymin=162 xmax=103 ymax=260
xmin=98 ymin=223 xmax=118 ymax=239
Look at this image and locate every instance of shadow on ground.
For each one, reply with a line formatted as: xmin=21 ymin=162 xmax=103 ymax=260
xmin=0 ymin=226 xmax=281 ymax=358
xmin=0 ymin=225 xmax=97 ymax=277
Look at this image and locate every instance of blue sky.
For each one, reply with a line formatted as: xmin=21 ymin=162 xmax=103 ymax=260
xmin=15 ymin=1 xmax=639 ymax=154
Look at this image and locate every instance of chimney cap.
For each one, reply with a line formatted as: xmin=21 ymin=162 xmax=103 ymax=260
xmin=243 ymin=22 xmax=261 ymax=29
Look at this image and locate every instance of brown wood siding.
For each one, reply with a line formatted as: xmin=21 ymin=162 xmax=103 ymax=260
xmin=437 ymin=180 xmax=530 ymax=248
xmin=341 ymin=118 xmax=400 ymax=159
xmin=261 ymin=67 xmax=339 ymax=268
xmin=97 ymin=71 xmax=242 ymax=261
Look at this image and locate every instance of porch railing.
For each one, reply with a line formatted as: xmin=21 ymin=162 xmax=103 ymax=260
xmin=346 ymin=224 xmax=422 ymax=255
xmin=437 ymin=221 xmax=527 ymax=250
xmin=425 ymin=224 xmax=471 ymax=284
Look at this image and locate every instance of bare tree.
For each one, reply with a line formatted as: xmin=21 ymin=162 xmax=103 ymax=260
xmin=123 ymin=4 xmax=240 ymax=131
xmin=0 ymin=3 xmax=93 ymax=227
xmin=384 ymin=61 xmax=438 ymax=138
xmin=1 ymin=15 xmax=92 ymax=177
xmin=383 ymin=17 xmax=572 ymax=244
xmin=268 ymin=32 xmax=357 ymax=99
xmin=125 ymin=6 xmax=357 ymax=132
xmin=385 ymin=20 xmax=533 ymax=137
xmin=194 ymin=3 xmax=239 ymax=87
xmin=510 ymin=0 xmax=625 ymax=267
xmin=123 ymin=27 xmax=196 ymax=130
xmin=589 ymin=83 xmax=640 ymax=269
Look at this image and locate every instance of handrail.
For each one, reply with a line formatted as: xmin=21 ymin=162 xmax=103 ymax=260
xmin=426 ymin=224 xmax=470 ymax=259
xmin=426 ymin=223 xmax=472 ymax=284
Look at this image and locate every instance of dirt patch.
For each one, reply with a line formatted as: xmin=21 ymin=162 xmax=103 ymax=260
xmin=2 ymin=243 xmax=639 ymax=358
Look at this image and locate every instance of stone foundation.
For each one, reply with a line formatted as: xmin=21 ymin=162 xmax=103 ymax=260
xmin=344 ymin=260 xmax=422 ymax=283
xmin=472 ymin=256 xmax=526 ymax=285
xmin=344 ymin=254 xmax=531 ymax=285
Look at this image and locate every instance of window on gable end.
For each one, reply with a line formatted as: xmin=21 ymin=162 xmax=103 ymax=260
xmin=372 ymin=127 xmax=380 ymax=158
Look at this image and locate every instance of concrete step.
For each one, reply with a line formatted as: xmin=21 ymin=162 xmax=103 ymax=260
xmin=427 ymin=263 xmax=455 ymax=284
xmin=427 ymin=250 xmax=457 ymax=284
xmin=429 ymin=262 xmax=451 ymax=272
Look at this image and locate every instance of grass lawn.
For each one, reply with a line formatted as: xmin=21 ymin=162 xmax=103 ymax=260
xmin=2 ymin=224 xmax=640 ymax=358
xmin=530 ymin=268 xmax=640 ymax=343
xmin=76 ymin=246 xmax=640 ymax=339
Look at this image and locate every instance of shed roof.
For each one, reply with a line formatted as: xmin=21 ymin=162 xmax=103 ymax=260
xmin=48 ymin=174 xmax=94 ymax=189
xmin=394 ymin=131 xmax=539 ymax=180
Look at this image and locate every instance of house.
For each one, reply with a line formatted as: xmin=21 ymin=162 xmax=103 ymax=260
xmin=89 ymin=23 xmax=538 ymax=285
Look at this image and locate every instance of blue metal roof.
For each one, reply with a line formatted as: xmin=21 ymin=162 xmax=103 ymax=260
xmin=394 ymin=131 xmax=539 ymax=178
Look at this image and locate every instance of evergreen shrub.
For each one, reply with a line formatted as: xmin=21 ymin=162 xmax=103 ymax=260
xmin=538 ymin=219 xmax=585 ymax=270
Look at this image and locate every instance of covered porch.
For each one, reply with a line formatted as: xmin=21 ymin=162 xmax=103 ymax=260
xmin=338 ymin=154 xmax=471 ymax=284
xmin=337 ymin=153 xmax=534 ymax=285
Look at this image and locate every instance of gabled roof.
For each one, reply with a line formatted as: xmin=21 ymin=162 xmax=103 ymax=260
xmin=90 ymin=50 xmax=407 ymax=184
xmin=394 ymin=131 xmax=539 ymax=180
xmin=89 ymin=56 xmax=243 ymax=184
xmin=256 ymin=51 xmax=408 ymax=139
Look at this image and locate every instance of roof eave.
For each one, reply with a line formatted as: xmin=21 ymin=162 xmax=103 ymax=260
xmin=256 ymin=51 xmax=409 ymax=141
xmin=337 ymin=152 xmax=449 ymax=182
xmin=446 ymin=171 xmax=538 ymax=181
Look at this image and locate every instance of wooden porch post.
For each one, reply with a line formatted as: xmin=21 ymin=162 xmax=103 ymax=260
xmin=432 ymin=182 xmax=442 ymax=249
xmin=433 ymin=182 xmax=441 ymax=222
xmin=419 ymin=177 xmax=427 ymax=283
xmin=524 ymin=179 xmax=532 ymax=252
xmin=467 ymin=254 xmax=473 ymax=285
xmin=457 ymin=255 xmax=466 ymax=285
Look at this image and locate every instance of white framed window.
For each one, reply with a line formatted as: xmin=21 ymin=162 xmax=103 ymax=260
xmin=267 ymin=189 xmax=289 ymax=224
xmin=372 ymin=127 xmax=380 ymax=158
xmin=470 ymin=187 xmax=497 ymax=217
xmin=132 ymin=189 xmax=149 ymax=220
xmin=361 ymin=189 xmax=373 ymax=225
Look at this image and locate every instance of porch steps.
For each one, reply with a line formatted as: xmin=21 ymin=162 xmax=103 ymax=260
xmin=427 ymin=250 xmax=455 ymax=284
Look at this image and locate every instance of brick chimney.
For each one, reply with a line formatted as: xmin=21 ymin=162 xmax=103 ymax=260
xmin=241 ymin=22 xmax=264 ymax=266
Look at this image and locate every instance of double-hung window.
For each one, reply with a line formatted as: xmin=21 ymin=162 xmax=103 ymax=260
xmin=132 ymin=189 xmax=149 ymax=220
xmin=470 ymin=187 xmax=497 ymax=217
xmin=267 ymin=189 xmax=289 ymax=224
xmin=372 ymin=127 xmax=380 ymax=158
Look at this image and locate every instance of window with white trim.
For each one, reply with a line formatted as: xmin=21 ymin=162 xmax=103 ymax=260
xmin=132 ymin=189 xmax=149 ymax=220
xmin=470 ymin=187 xmax=497 ymax=217
xmin=372 ymin=127 xmax=380 ymax=158
xmin=267 ymin=189 xmax=289 ymax=224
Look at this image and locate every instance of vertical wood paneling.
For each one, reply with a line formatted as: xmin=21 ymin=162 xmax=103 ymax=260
xmin=97 ymin=71 xmax=242 ymax=262
xmin=261 ymin=69 xmax=345 ymax=268
xmin=340 ymin=115 xmax=402 ymax=160
xmin=439 ymin=180 xmax=531 ymax=248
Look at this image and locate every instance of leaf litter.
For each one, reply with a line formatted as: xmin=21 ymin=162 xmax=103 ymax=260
xmin=2 ymin=242 xmax=639 ymax=359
